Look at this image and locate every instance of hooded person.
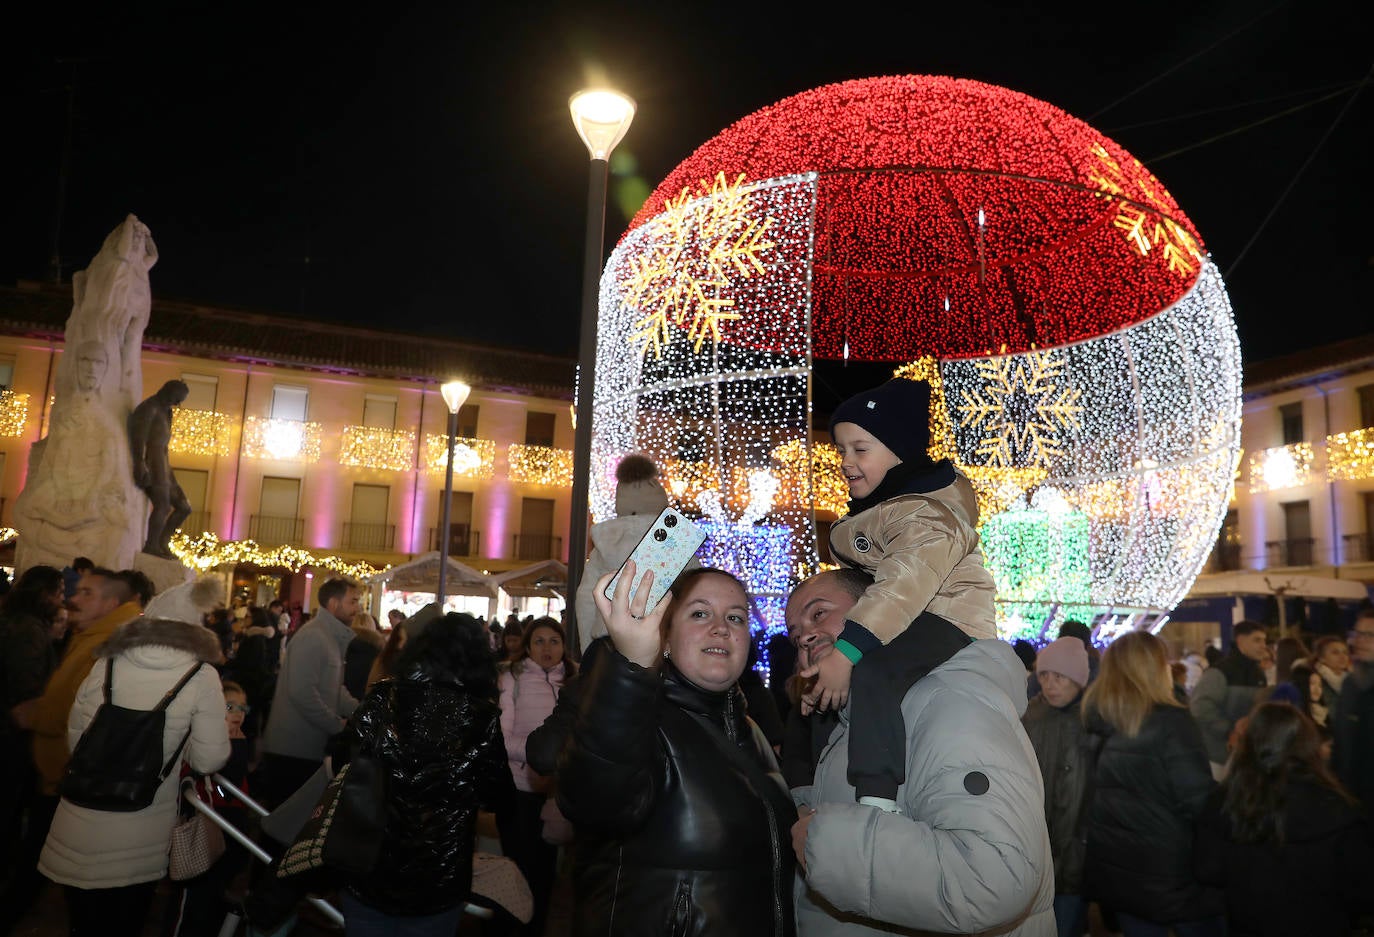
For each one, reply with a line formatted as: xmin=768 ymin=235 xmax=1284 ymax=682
xmin=572 ymin=453 xmax=699 ymax=653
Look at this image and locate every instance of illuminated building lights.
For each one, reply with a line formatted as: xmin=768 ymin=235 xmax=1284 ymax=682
xmin=1327 ymin=428 xmax=1374 ymax=481
xmin=243 ymin=417 xmax=323 ymax=463
xmin=339 ymin=425 xmax=417 ymax=472
xmin=0 ymin=527 xmax=16 ymax=543
xmin=592 ymin=76 xmax=1240 ymax=641
xmin=169 ymin=531 xmax=384 ymax=580
xmin=1247 ymin=443 xmax=1315 ymax=493
xmin=0 ymin=390 xmax=30 ymax=437
xmin=507 ymin=444 xmax=574 ymax=487
xmin=424 ymin=435 xmax=495 ymax=478
xmin=169 ymin=408 xmax=235 ymax=456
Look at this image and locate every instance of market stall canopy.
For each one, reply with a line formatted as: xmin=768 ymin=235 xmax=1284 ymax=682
xmin=1188 ymin=572 xmax=1369 ymax=601
xmin=363 ymin=551 xmax=497 ymax=597
xmin=490 ymin=560 xmax=568 ymax=599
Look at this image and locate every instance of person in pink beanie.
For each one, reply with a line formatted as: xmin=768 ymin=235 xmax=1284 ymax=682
xmin=1022 ymin=635 xmax=1095 ymax=937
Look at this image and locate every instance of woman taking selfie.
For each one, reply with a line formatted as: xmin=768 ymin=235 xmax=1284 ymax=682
xmin=556 ymin=562 xmax=796 ymax=936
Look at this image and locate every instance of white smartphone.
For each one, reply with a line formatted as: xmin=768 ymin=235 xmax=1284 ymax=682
xmin=603 ymin=506 xmax=706 ymax=616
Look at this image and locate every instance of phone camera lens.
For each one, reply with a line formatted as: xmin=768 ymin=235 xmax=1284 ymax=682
xmin=664 ymin=515 xmax=678 ymax=528
xmin=653 ymin=529 xmax=667 ymax=542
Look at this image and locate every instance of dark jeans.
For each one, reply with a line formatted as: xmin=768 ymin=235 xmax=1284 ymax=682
xmin=338 ymin=892 xmax=466 ymax=937
xmin=1117 ymin=911 xmax=1227 ymax=937
xmin=64 ymin=881 xmax=158 ymax=937
xmin=847 ymin=613 xmax=973 ymax=800
xmin=258 ymin=753 xmax=322 ymax=810
xmin=0 ymin=791 xmax=59 ymax=934
xmin=496 ymin=790 xmax=557 ymax=936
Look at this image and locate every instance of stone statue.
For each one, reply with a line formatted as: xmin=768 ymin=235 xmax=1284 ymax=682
xmin=130 ymin=380 xmax=192 ymax=558
xmin=13 ymin=216 xmax=156 ymax=574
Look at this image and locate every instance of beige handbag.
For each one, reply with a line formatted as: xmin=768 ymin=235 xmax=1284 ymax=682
xmin=168 ymin=782 xmax=226 ymax=880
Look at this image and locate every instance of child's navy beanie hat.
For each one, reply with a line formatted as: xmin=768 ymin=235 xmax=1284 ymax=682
xmin=829 ymin=378 xmax=935 ymax=468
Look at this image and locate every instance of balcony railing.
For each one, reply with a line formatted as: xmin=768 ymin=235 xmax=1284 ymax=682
xmin=1265 ymin=537 xmax=1315 ymax=568
xmin=249 ymin=514 xmax=304 ymax=546
xmin=178 ymin=511 xmax=212 ymax=535
xmin=343 ymin=522 xmax=396 ymax=552
xmin=1344 ymin=532 xmax=1374 ymax=563
xmin=430 ymin=525 xmax=480 ymax=556
xmin=513 ymin=533 xmax=562 ymax=561
xmin=1205 ymin=542 xmax=1243 ymax=573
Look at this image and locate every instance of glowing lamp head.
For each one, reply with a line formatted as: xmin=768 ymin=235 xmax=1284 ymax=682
xmin=569 ymin=89 xmax=636 ymax=161
xmin=440 ymin=380 xmax=470 ymax=415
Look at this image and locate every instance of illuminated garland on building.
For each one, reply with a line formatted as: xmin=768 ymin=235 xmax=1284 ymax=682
xmin=592 ymin=76 xmax=1240 ymax=640
xmin=242 ymin=417 xmax=323 ymax=463
xmin=507 ymin=444 xmax=574 ymax=487
xmin=169 ymin=531 xmax=384 ymax=580
xmin=169 ymin=408 xmax=235 ymax=456
xmin=423 ymin=435 xmax=495 ymax=478
xmin=0 ymin=390 xmax=30 ymax=438
xmin=339 ymin=425 xmax=417 ymax=472
xmin=1247 ymin=443 xmax=1316 ymax=493
xmin=1327 ymin=428 xmax=1374 ymax=481
xmin=0 ymin=527 xmax=16 ymax=544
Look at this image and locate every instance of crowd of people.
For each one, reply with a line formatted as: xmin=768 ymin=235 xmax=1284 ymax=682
xmin=1 ymin=373 xmax=1372 ymax=937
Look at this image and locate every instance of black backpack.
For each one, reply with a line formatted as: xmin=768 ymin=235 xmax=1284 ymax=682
xmin=59 ymin=658 xmax=204 ymax=812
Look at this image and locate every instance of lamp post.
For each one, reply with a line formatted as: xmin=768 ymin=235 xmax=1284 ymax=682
xmin=566 ymin=88 xmax=635 ymax=650
xmin=436 ymin=379 xmax=471 ymax=607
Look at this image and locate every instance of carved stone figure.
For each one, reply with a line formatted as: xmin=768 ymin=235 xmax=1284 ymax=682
xmin=130 ymin=380 xmax=191 ymax=558
xmin=13 ymin=216 xmax=156 ymax=573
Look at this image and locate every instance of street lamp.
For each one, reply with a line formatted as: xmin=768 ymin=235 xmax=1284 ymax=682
xmin=566 ymin=87 xmax=635 ymax=650
xmin=437 ymin=379 xmax=471 ymax=606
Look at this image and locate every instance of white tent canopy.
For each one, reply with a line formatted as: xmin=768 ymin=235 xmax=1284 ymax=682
xmin=363 ymin=551 xmax=497 ymax=597
xmin=490 ymin=560 xmax=568 ymax=599
xmin=1188 ymin=572 xmax=1369 ymax=601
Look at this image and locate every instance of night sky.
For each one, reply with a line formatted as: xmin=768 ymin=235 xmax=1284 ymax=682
xmin=9 ymin=1 xmax=1371 ymax=372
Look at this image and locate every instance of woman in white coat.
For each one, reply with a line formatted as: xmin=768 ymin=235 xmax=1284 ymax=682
xmin=39 ymin=616 xmax=230 ymax=937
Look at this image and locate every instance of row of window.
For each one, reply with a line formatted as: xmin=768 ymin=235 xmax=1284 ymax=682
xmin=1277 ymin=384 xmax=1374 ymax=444
xmin=1213 ymin=491 xmax=1374 ymax=570
xmin=170 ymin=467 xmax=560 ymax=560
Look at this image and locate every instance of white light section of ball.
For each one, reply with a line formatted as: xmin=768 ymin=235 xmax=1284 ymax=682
xmin=941 ymin=259 xmax=1242 ymax=633
xmin=593 ymin=174 xmax=819 ymax=639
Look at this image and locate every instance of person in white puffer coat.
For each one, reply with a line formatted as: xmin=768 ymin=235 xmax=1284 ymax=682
xmin=39 ymin=615 xmax=230 ymax=937
xmin=497 ymin=617 xmax=575 ymax=936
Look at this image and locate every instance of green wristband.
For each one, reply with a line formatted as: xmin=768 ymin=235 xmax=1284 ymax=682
xmin=834 ymin=638 xmax=864 ymax=665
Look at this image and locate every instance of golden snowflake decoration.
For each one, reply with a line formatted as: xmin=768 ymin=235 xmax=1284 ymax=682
xmin=622 ymin=171 xmax=776 ymax=357
xmin=956 ymin=350 xmax=1084 ymax=469
xmin=1089 ymin=143 xmax=1202 ymax=278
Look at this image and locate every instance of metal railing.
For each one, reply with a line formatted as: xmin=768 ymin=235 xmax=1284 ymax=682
xmin=248 ymin=514 xmax=304 ymax=546
xmin=430 ymin=525 xmax=480 ymax=556
xmin=513 ymin=533 xmax=562 ymax=561
xmin=1344 ymin=532 xmax=1374 ymax=563
xmin=178 ymin=510 xmax=211 ymax=535
xmin=343 ymin=522 xmax=396 ymax=551
xmin=1265 ymin=537 xmax=1315 ymax=568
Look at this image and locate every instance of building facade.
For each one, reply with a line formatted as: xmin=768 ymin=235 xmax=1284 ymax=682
xmin=0 ymin=281 xmax=577 ymax=612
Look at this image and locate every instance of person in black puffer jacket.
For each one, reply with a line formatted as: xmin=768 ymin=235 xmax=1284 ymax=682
xmin=1196 ymin=701 xmax=1374 ymax=937
xmin=557 ymin=566 xmax=797 ymax=937
xmin=1083 ymin=631 xmax=1223 ymax=937
xmin=336 ymin=612 xmax=514 ymax=933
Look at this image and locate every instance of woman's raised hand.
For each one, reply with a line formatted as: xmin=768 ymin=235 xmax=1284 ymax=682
xmin=594 ymin=560 xmax=668 ymax=669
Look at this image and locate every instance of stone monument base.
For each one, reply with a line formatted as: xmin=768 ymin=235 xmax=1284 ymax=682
xmin=133 ymin=551 xmax=192 ymax=596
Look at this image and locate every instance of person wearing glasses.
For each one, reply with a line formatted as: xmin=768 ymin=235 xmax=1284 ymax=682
xmin=1332 ymin=608 xmax=1374 ymax=808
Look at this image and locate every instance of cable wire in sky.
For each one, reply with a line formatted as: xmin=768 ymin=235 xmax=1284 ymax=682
xmin=1223 ymin=63 xmax=1373 ymax=280
xmin=1103 ymin=81 xmax=1359 ymax=132
xmin=1142 ymin=82 xmax=1364 ymax=163
xmin=1089 ymin=2 xmax=1288 ymax=121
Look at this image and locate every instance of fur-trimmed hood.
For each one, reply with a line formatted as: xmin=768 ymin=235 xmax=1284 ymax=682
xmin=97 ymin=616 xmax=225 ymax=664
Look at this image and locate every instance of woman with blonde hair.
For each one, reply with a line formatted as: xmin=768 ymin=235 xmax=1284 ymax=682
xmin=1082 ymin=631 xmax=1223 ymax=937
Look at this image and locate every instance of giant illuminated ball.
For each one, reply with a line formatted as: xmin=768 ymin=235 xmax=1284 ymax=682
xmin=591 ymin=75 xmax=1241 ymax=644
